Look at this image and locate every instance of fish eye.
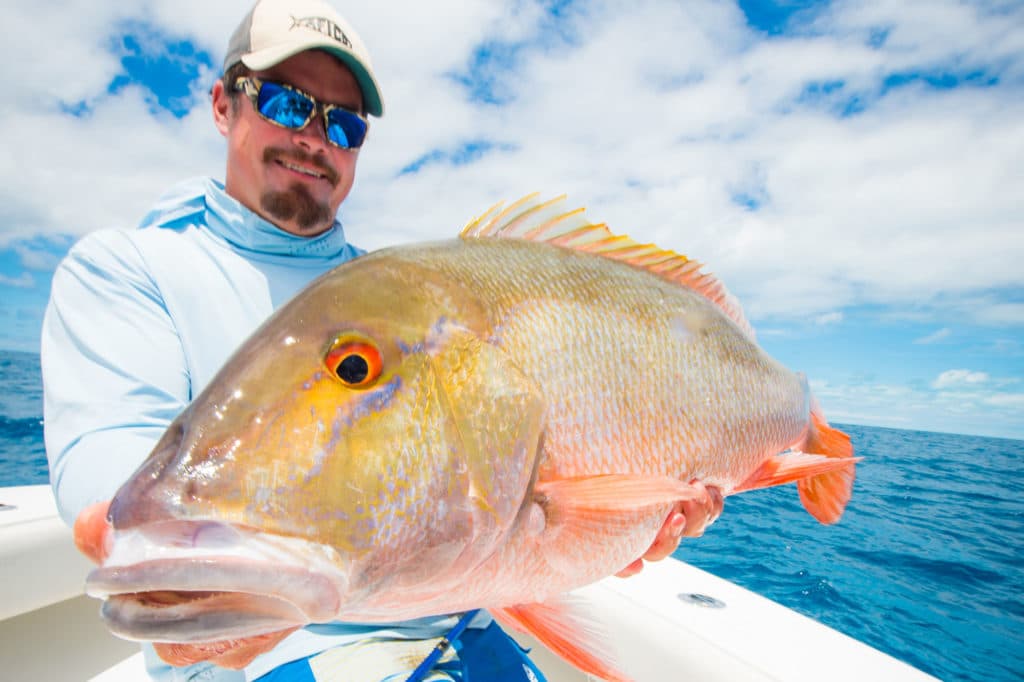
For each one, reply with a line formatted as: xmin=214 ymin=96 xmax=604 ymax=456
xmin=325 ymin=338 xmax=383 ymax=388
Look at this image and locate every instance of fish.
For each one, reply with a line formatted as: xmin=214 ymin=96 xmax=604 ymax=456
xmin=77 ymin=194 xmax=857 ymax=681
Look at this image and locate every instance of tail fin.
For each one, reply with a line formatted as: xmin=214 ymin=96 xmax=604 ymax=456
xmin=796 ymin=406 xmax=855 ymax=524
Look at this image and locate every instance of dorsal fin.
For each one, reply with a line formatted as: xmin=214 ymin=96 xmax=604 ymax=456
xmin=461 ymin=193 xmax=756 ymax=339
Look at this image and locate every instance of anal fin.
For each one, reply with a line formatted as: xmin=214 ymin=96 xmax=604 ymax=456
xmin=492 ymin=596 xmax=630 ymax=682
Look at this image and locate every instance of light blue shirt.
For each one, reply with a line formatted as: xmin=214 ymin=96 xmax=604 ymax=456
xmin=41 ymin=177 xmax=480 ymax=680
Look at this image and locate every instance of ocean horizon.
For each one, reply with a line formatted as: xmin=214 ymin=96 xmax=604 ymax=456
xmin=2 ymin=348 xmax=1021 ymax=680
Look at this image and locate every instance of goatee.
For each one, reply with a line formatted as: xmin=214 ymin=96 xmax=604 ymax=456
xmin=260 ymin=183 xmax=332 ymax=233
xmin=261 ymin=147 xmax=339 ymax=233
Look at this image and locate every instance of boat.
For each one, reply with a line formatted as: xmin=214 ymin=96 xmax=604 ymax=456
xmin=1 ymin=484 xmax=937 ymax=681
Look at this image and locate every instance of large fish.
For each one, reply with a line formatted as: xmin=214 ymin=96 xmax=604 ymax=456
xmin=79 ymin=195 xmax=856 ymax=681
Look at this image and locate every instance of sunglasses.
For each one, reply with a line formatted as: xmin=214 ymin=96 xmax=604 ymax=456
xmin=234 ymin=77 xmax=368 ymax=150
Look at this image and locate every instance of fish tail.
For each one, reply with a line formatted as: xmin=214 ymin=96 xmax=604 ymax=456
xmin=796 ymin=404 xmax=856 ymax=524
xmin=732 ymin=403 xmax=857 ymax=523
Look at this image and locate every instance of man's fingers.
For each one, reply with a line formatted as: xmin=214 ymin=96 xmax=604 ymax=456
xmin=210 ymin=628 xmax=298 ymax=669
xmin=680 ymin=482 xmax=724 ymax=538
xmin=617 ymin=483 xmax=725 ymax=579
xmin=153 ymin=628 xmax=300 ymax=669
xmin=615 ymin=558 xmax=645 ymax=578
xmin=641 ymin=511 xmax=687 ymax=562
xmin=73 ymin=500 xmax=112 ymax=564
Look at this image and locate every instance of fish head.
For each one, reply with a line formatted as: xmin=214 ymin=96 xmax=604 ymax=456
xmin=90 ymin=248 xmax=546 ymax=641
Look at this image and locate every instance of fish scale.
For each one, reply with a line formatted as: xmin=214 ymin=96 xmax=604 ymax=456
xmin=398 ymin=238 xmax=807 ymax=487
xmin=80 ymin=196 xmax=857 ymax=682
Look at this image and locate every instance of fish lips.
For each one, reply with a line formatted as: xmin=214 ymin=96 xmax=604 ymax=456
xmin=87 ymin=557 xmax=340 ymax=642
xmin=85 ymin=522 xmax=346 ymax=643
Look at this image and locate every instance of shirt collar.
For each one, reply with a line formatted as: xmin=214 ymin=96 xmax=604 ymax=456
xmin=139 ymin=177 xmax=359 ymax=264
xmin=204 ymin=178 xmax=354 ymax=260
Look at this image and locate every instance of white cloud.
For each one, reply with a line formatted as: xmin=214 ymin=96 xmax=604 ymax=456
xmin=984 ymin=393 xmax=1024 ymax=409
xmin=13 ymin=242 xmax=71 ymax=271
xmin=971 ymin=302 xmax=1024 ymax=326
xmin=815 ymin=311 xmax=844 ymax=326
xmin=811 ymin=374 xmax=1023 ymax=440
xmin=932 ymin=369 xmax=991 ymax=389
xmin=1 ymin=0 xmax=1022 ymax=333
xmin=0 ymin=273 xmax=35 ymax=289
xmin=914 ymin=328 xmax=951 ymax=344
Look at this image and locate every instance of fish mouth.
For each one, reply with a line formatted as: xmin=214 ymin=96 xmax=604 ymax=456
xmin=85 ymin=522 xmax=347 ymax=642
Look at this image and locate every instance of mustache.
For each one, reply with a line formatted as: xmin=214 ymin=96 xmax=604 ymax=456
xmin=264 ymin=147 xmax=340 ymax=186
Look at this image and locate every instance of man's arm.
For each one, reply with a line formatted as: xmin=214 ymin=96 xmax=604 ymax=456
xmin=42 ymin=230 xmax=189 ymax=525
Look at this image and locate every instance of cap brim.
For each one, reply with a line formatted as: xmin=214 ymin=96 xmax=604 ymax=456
xmin=241 ymin=41 xmax=384 ymax=117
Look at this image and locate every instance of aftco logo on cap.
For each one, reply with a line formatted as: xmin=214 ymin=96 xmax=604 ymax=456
xmin=289 ymin=15 xmax=352 ymax=48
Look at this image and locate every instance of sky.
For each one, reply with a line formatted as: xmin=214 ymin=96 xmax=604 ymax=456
xmin=1 ymin=0 xmax=1022 ymax=440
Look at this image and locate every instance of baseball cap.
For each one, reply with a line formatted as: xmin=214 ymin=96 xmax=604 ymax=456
xmin=224 ymin=0 xmax=384 ymax=117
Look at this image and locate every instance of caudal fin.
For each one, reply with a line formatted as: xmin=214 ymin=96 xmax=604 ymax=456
xmin=492 ymin=596 xmax=631 ymax=682
xmin=797 ymin=407 xmax=856 ymax=524
xmin=732 ymin=408 xmax=857 ymax=524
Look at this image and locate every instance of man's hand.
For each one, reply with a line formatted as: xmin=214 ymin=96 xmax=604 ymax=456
xmin=153 ymin=630 xmax=300 ymax=669
xmin=615 ymin=481 xmax=723 ymax=578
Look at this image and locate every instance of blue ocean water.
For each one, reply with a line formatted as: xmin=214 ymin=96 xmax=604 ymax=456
xmin=0 ymin=350 xmax=47 ymax=485
xmin=1 ymin=348 xmax=1021 ymax=681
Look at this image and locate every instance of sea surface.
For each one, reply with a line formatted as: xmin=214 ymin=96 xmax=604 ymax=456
xmin=1 ymin=348 xmax=1021 ymax=681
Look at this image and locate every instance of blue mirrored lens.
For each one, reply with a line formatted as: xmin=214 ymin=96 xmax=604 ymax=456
xmin=257 ymin=83 xmax=314 ymax=129
xmin=325 ymin=110 xmax=368 ymax=149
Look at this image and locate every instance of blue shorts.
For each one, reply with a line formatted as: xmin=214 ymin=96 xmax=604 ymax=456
xmin=256 ymin=621 xmax=546 ymax=682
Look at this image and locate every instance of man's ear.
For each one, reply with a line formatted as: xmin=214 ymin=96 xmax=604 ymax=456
xmin=211 ymin=79 xmax=232 ymax=137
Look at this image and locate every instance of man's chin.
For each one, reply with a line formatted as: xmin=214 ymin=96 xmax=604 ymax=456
xmin=260 ymin=187 xmax=333 ymax=235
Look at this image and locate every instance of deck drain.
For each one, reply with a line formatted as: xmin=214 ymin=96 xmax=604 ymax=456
xmin=678 ymin=592 xmax=726 ymax=609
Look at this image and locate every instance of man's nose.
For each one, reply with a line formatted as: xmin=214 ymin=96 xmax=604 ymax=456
xmin=292 ymin=112 xmax=330 ymax=152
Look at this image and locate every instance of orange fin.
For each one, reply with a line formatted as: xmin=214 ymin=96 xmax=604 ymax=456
xmin=535 ymin=474 xmax=700 ymax=530
xmin=797 ymin=408 xmax=857 ymax=524
xmin=733 ymin=451 xmax=859 ymax=494
xmin=460 ymin=194 xmax=755 ymax=340
xmin=492 ymin=597 xmax=631 ymax=682
xmin=532 ymin=475 xmax=701 ymax=578
xmin=735 ymin=409 xmax=857 ymax=524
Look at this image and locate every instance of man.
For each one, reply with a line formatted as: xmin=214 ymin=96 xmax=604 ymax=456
xmin=42 ymin=0 xmax=722 ymax=680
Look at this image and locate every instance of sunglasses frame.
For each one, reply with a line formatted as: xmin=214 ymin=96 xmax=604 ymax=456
xmin=233 ymin=76 xmax=368 ymax=150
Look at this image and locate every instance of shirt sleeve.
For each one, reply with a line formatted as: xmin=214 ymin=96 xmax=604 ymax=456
xmin=41 ymin=230 xmax=190 ymax=526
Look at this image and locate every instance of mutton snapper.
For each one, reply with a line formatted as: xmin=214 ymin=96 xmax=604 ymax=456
xmin=79 ymin=195 xmax=857 ymax=681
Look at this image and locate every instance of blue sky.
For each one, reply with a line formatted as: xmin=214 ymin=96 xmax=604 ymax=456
xmin=2 ymin=0 xmax=1022 ymax=439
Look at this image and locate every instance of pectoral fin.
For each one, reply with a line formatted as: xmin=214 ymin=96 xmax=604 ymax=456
xmin=535 ymin=474 xmax=701 ymax=533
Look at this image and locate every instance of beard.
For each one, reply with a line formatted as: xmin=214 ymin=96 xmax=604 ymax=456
xmin=260 ymin=147 xmax=340 ymax=233
xmin=260 ymin=183 xmax=332 ymax=233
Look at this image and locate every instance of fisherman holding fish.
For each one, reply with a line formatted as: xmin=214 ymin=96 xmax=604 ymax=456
xmin=41 ymin=1 xmax=724 ymax=680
